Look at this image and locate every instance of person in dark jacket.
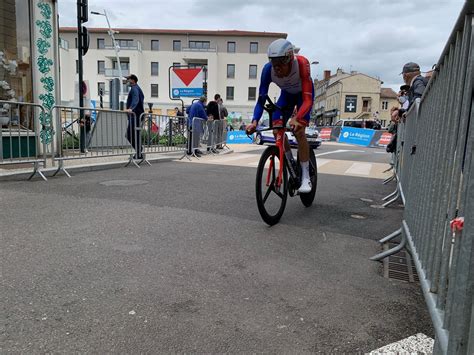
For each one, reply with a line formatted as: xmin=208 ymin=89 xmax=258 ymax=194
xmin=206 ymin=94 xmax=222 ymax=152
xmin=125 ymin=74 xmax=145 ymax=159
xmin=188 ymin=96 xmax=208 ymax=156
xmin=398 ymin=62 xmax=428 ymax=116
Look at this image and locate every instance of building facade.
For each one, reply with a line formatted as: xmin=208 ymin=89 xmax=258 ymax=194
xmin=1 ymin=0 xmax=60 ymax=151
xmin=314 ymin=68 xmax=398 ymax=127
xmin=58 ymin=27 xmax=284 ymax=121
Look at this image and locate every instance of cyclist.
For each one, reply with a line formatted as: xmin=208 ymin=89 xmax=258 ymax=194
xmin=246 ymin=39 xmax=314 ymax=193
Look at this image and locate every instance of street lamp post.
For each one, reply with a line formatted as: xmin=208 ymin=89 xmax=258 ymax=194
xmin=91 ymin=10 xmax=124 ymax=100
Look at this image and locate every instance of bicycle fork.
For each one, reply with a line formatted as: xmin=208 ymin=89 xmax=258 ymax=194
xmin=266 ymin=131 xmax=297 ymax=190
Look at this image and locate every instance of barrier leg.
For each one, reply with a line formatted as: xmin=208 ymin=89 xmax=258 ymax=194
xmin=125 ymin=155 xmax=140 ymax=168
xmin=28 ymin=161 xmax=48 ymax=181
xmin=383 ymin=166 xmax=393 ymax=173
xmin=382 ymin=187 xmax=398 ymax=201
xmin=52 ymin=160 xmax=71 ymax=178
xmin=383 ymin=174 xmax=396 ymax=184
xmin=370 ymin=229 xmax=406 ymax=261
xmin=382 ymin=190 xmax=400 ymax=207
xmin=378 ymin=227 xmax=403 ymax=244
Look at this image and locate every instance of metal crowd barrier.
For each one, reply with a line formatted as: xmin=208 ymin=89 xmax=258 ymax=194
xmin=139 ymin=112 xmax=187 ymax=163
xmin=52 ymin=105 xmax=137 ymax=177
xmin=189 ymin=118 xmax=229 ymax=157
xmin=0 ymin=100 xmax=49 ymax=180
xmin=372 ymin=2 xmax=474 ymax=353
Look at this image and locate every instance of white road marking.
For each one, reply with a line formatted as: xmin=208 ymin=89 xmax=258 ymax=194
xmin=317 ymin=158 xmax=331 ymax=168
xmin=315 ymin=149 xmax=366 ymax=157
xmin=345 ymin=162 xmax=373 ymax=176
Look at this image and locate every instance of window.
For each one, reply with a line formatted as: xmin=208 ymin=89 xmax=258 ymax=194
xmin=113 ymin=61 xmax=129 ymax=71
xmin=76 ymin=60 xmax=78 ymax=74
xmin=173 ymin=62 xmax=180 ymax=67
xmin=75 ymin=37 xmax=78 ymax=48
xmin=250 ymin=42 xmax=258 ymax=53
xmin=226 ymin=86 xmax=234 ymax=100
xmin=189 ymin=41 xmax=210 ymax=49
xmin=151 ymin=40 xmax=160 ymax=51
xmin=382 ymin=100 xmax=388 ymax=110
xmin=116 ymin=39 xmax=134 ymax=48
xmin=151 ymin=84 xmax=159 ymax=98
xmin=188 ymin=63 xmax=204 ymax=68
xmin=227 ymin=64 xmax=235 ymax=78
xmin=248 ymin=87 xmax=256 ymax=101
xmin=249 ymin=65 xmax=257 ymax=79
xmin=97 ymin=82 xmax=105 ymax=96
xmin=151 ymin=62 xmax=159 ymax=76
xmin=97 ymin=38 xmax=105 ymax=49
xmin=227 ymin=41 xmax=236 ymax=53
xmin=59 ymin=37 xmax=69 ymax=50
xmin=173 ymin=40 xmax=181 ymax=51
xmin=97 ymin=60 xmax=105 ymax=74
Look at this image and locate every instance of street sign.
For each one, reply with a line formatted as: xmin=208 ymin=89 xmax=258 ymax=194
xmin=345 ymin=95 xmax=357 ymax=112
xmin=171 ymin=68 xmax=204 ymax=98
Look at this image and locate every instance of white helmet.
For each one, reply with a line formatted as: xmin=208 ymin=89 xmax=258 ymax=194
xmin=267 ymin=38 xmax=294 ymax=65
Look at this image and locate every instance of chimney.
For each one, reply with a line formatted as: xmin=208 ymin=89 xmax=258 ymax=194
xmin=323 ymin=70 xmax=331 ymax=81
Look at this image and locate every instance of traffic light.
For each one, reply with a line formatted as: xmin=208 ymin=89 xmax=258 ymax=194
xmin=79 ymin=0 xmax=88 ymax=23
xmin=80 ymin=26 xmax=89 ymax=56
xmin=77 ymin=0 xmax=89 ymax=56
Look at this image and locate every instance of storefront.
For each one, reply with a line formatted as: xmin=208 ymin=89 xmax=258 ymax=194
xmin=0 ymin=0 xmax=60 ymax=152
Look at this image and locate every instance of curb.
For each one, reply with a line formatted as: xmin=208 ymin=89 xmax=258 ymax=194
xmin=0 ymin=149 xmax=235 ymax=182
xmin=0 ymin=155 xmax=181 ymax=182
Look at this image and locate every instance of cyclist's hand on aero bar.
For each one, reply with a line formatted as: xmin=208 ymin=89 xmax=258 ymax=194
xmin=246 ymin=122 xmax=257 ymax=135
xmin=289 ymin=116 xmax=305 ymax=133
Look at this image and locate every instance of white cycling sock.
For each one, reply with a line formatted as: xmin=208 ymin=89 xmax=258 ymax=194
xmin=300 ymin=160 xmax=310 ymax=180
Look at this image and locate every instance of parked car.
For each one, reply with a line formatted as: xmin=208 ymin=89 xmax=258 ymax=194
xmin=334 ymin=119 xmax=382 ymax=130
xmin=254 ymin=125 xmax=322 ymax=148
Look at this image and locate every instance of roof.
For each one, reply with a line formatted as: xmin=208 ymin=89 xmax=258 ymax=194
xmin=59 ymin=27 xmax=287 ymax=38
xmin=381 ymin=87 xmax=398 ymax=99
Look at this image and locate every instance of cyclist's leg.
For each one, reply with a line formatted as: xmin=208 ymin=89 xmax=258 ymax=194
xmin=294 ymin=91 xmax=313 ymax=163
xmin=273 ymin=91 xmax=294 ymax=151
xmin=295 ymin=93 xmax=313 ymax=192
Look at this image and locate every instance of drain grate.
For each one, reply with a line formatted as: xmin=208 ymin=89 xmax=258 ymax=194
xmin=382 ymin=242 xmax=419 ymax=283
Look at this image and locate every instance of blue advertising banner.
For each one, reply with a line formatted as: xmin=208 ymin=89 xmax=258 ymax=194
xmin=226 ymin=131 xmax=253 ymax=144
xmin=338 ymin=127 xmax=375 ymax=147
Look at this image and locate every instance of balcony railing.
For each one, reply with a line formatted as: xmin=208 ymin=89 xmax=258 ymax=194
xmin=182 ymin=47 xmax=217 ymax=52
xmin=103 ymin=41 xmax=142 ymax=51
xmin=104 ymin=68 xmax=130 ymax=77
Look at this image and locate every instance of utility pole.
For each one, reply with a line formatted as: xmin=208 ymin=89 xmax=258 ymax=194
xmin=77 ymin=0 xmax=89 ymax=152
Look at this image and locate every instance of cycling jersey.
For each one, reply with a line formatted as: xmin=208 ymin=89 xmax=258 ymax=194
xmin=252 ymin=55 xmax=314 ymax=126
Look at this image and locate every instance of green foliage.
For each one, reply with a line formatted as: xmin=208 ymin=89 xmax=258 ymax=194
xmin=62 ymin=134 xmax=79 ymax=149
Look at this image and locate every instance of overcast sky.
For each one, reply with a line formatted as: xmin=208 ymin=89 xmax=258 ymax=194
xmin=58 ymin=0 xmax=465 ymax=90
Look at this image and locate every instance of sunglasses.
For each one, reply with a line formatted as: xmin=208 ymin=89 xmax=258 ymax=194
xmin=270 ymin=56 xmax=291 ymax=66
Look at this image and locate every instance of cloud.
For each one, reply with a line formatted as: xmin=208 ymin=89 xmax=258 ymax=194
xmin=58 ymin=0 xmax=465 ymax=89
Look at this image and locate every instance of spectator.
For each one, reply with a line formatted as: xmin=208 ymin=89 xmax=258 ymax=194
xmin=205 ymin=94 xmax=222 ymax=153
xmin=239 ymin=122 xmax=247 ymax=131
xmin=188 ymin=96 xmax=207 ymax=157
xmin=217 ymin=96 xmax=229 ymax=149
xmin=398 ymin=62 xmax=428 ymax=116
xmin=175 ymin=106 xmax=185 ymax=130
xmin=125 ymin=74 xmax=145 ymax=160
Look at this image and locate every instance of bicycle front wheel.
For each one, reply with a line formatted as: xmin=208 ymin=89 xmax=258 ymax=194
xmin=256 ymin=145 xmax=288 ymax=226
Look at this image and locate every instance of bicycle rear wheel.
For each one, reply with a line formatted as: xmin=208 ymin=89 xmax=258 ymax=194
xmin=256 ymin=145 xmax=288 ymax=226
xmin=299 ymin=148 xmax=317 ymax=207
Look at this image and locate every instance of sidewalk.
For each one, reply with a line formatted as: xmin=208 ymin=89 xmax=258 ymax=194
xmin=0 ymin=147 xmax=236 ymax=181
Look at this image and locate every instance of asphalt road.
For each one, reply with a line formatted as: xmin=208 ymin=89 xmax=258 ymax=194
xmin=0 ymin=143 xmax=433 ymax=353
